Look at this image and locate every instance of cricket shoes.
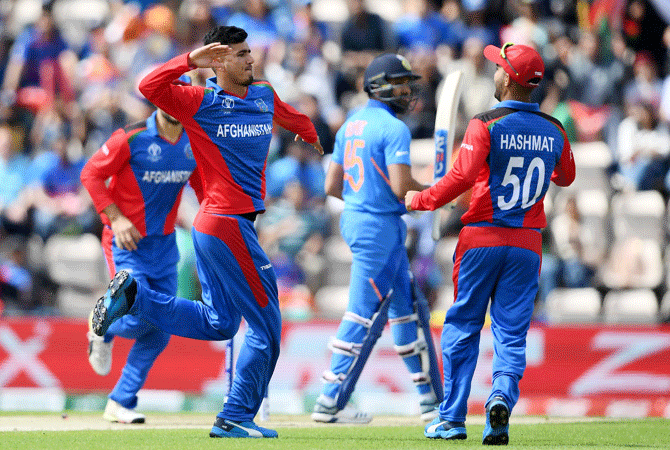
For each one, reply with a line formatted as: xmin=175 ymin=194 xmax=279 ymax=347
xmin=419 ymin=393 xmax=440 ymax=422
xmin=311 ymin=394 xmax=372 ymax=424
xmin=87 ymin=329 xmax=112 ymax=376
xmin=483 ymin=395 xmax=510 ymax=445
xmin=424 ymin=417 xmax=467 ymax=440
xmin=90 ymin=270 xmax=136 ymax=337
xmin=209 ymin=417 xmax=278 ymax=438
xmin=103 ymin=399 xmax=146 ymax=424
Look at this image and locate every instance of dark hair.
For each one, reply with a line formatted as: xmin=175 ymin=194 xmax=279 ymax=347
xmin=203 ymin=26 xmax=247 ymax=46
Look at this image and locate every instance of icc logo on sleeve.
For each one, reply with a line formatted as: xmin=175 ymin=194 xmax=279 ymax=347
xmin=147 ymin=143 xmax=162 ymax=162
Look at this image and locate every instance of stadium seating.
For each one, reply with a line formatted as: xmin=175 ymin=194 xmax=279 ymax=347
xmin=602 ymin=289 xmax=659 ymax=324
xmin=544 ymin=288 xmax=602 ymax=324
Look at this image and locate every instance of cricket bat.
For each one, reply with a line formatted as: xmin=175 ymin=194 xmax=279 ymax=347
xmin=431 ymin=70 xmax=464 ymax=241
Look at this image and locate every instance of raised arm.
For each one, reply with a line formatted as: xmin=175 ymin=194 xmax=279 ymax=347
xmin=138 ymin=49 xmax=221 ymax=121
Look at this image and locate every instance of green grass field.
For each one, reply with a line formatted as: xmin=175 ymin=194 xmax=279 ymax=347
xmin=0 ymin=413 xmax=667 ymax=450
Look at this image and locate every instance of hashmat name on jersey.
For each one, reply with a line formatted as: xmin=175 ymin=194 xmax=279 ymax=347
xmin=142 ymin=170 xmax=192 ymax=183
xmin=500 ymin=133 xmax=556 ymax=152
xmin=216 ymin=123 xmax=273 ymax=138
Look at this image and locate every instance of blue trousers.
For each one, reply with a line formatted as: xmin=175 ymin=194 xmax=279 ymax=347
xmin=127 ymin=212 xmax=281 ymax=422
xmin=439 ymin=226 xmax=540 ymax=423
xmin=102 ymin=228 xmax=177 ymax=409
xmin=323 ymin=211 xmax=429 ymax=399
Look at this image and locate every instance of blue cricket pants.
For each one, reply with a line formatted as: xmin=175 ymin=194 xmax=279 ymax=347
xmin=439 ymin=226 xmax=541 ymax=423
xmin=126 ymin=212 xmax=281 ymax=422
xmin=323 ymin=211 xmax=427 ymax=399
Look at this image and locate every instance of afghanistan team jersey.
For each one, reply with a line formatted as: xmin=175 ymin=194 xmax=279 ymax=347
xmin=412 ymin=100 xmax=575 ymax=228
xmin=81 ymin=111 xmax=200 ymax=236
xmin=332 ymin=99 xmax=411 ymax=215
xmin=138 ymin=53 xmax=318 ymax=216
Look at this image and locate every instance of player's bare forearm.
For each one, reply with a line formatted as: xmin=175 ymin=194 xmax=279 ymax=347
xmin=325 ymin=161 xmax=344 ymax=199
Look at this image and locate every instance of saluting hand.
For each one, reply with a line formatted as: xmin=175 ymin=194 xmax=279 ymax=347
xmin=187 ymin=43 xmax=232 ymax=70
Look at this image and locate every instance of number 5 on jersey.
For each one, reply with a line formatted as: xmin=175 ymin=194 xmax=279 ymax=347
xmin=344 ymin=139 xmax=364 ymax=192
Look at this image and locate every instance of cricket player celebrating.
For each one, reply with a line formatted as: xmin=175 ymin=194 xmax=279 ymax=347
xmin=406 ymin=43 xmax=575 ymax=444
xmin=312 ymin=53 xmax=443 ymax=424
xmin=81 ymin=75 xmax=201 ymax=423
xmin=88 ymin=25 xmax=322 ymax=438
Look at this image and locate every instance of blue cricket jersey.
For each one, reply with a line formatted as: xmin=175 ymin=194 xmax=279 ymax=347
xmin=332 ymin=99 xmax=411 ymax=215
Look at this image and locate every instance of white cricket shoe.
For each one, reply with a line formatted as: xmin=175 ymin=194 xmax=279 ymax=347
xmin=311 ymin=394 xmax=372 ymax=424
xmin=87 ymin=331 xmax=112 ymax=376
xmin=103 ymin=399 xmax=146 ymax=424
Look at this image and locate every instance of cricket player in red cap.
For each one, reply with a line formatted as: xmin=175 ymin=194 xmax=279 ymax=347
xmin=407 ymin=43 xmax=575 ymax=445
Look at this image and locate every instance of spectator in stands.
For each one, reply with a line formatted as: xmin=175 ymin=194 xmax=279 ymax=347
xmin=28 ymin=129 xmax=98 ymax=241
xmin=335 ymin=0 xmax=394 ymax=105
xmin=538 ymin=32 xmax=578 ymax=141
xmin=0 ymin=0 xmax=77 ymax=151
xmin=614 ymin=100 xmax=670 ymax=192
xmin=615 ymin=0 xmax=668 ymax=75
xmin=461 ymin=0 xmax=498 ymax=50
xmin=0 ymin=235 xmax=33 ymax=312
xmin=226 ymin=0 xmax=287 ymax=49
xmin=176 ymin=0 xmax=218 ymax=53
xmin=567 ymin=29 xmax=628 ymax=146
xmin=456 ymin=36 xmax=496 ymax=122
xmin=292 ymin=0 xmax=331 ymax=58
xmin=500 ymin=0 xmax=550 ymax=50
xmin=550 ymin=195 xmax=596 ymax=289
xmin=394 ymin=0 xmax=452 ymax=52
xmin=0 ymin=123 xmax=31 ymax=236
xmin=263 ymin=39 xmax=342 ymax=131
xmin=623 ymin=51 xmax=663 ymax=111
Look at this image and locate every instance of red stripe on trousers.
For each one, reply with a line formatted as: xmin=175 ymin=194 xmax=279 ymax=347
xmin=101 ymin=226 xmax=117 ymax=279
xmin=194 ymin=211 xmax=269 ymax=308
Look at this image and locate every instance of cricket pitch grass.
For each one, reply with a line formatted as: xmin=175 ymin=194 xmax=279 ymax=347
xmin=0 ymin=412 xmax=667 ymax=449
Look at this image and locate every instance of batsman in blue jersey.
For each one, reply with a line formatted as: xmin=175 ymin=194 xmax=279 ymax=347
xmin=312 ymin=54 xmax=443 ymax=424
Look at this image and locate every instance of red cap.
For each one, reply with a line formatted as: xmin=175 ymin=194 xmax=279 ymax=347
xmin=484 ymin=43 xmax=544 ymax=88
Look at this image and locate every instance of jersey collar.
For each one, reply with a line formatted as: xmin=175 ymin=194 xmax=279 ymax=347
xmin=495 ymin=100 xmax=540 ymax=112
xmin=206 ymin=76 xmax=248 ymax=98
xmin=368 ymin=99 xmax=396 ymax=116
xmin=146 ymin=110 xmax=160 ymax=137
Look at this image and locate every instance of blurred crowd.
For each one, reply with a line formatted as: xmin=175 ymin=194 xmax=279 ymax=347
xmin=0 ymin=0 xmax=669 ymax=322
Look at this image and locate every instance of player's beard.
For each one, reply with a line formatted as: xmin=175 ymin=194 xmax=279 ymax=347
xmin=241 ymin=72 xmax=254 ymax=86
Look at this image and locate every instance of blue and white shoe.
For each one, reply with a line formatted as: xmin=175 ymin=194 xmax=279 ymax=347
xmin=424 ymin=417 xmax=467 ymax=439
xmin=90 ymin=270 xmax=136 ymax=337
xmin=209 ymin=417 xmax=278 ymax=438
xmin=483 ymin=396 xmax=509 ymax=445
